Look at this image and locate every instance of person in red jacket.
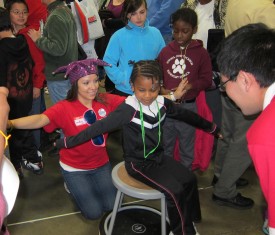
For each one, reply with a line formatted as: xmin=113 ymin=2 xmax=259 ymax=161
xmin=216 ymin=23 xmax=275 ymax=235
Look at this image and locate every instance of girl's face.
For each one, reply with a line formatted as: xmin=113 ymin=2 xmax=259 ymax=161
xmin=77 ymin=74 xmax=99 ymax=105
xmin=127 ymin=2 xmax=147 ymax=27
xmin=131 ymin=76 xmax=160 ymax=106
xmin=173 ymin=20 xmax=197 ymax=47
xmin=10 ymin=3 xmax=28 ymax=28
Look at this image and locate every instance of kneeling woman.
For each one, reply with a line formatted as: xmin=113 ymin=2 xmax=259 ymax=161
xmin=8 ymin=59 xmax=125 ymax=220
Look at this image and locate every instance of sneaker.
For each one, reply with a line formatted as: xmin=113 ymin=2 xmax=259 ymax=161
xmin=212 ymin=175 xmax=249 ymax=188
xmin=212 ymin=193 xmax=254 ymax=209
xmin=44 ymin=86 xmax=49 ymax=95
xmin=169 ymin=229 xmax=199 ymax=235
xmin=21 ymin=151 xmax=44 ymax=175
xmin=263 ymin=218 xmax=269 ymax=235
xmin=193 ymin=222 xmax=200 ymax=235
xmin=263 ymin=210 xmax=269 ymax=235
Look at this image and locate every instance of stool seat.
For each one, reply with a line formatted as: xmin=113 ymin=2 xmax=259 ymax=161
xmin=113 ymin=162 xmax=165 ymax=200
xmin=106 ymin=161 xmax=168 ymax=235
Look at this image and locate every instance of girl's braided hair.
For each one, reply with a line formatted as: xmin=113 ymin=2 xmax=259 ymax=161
xmin=130 ymin=60 xmax=163 ymax=84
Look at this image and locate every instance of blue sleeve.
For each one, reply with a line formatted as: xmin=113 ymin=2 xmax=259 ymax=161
xmin=148 ymin=0 xmax=184 ymax=30
xmin=103 ymin=31 xmax=128 ymax=86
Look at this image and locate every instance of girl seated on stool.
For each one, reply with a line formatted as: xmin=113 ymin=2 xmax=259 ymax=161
xmin=55 ymin=60 xmax=221 ymax=235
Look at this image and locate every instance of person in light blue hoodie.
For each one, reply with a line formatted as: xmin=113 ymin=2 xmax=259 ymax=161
xmin=103 ymin=0 xmax=165 ymax=96
xmin=147 ymin=0 xmax=184 ymax=44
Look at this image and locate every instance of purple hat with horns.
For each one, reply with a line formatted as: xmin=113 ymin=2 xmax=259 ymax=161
xmin=52 ymin=58 xmax=111 ymax=84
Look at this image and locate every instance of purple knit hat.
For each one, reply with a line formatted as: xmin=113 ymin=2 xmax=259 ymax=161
xmin=52 ymin=58 xmax=111 ymax=84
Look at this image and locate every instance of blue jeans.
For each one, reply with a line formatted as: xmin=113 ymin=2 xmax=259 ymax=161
xmin=47 ymin=80 xmax=71 ymax=138
xmin=47 ymin=80 xmax=71 ymax=104
xmin=29 ymin=89 xmax=45 ymax=149
xmin=61 ymin=162 xmax=116 ymax=220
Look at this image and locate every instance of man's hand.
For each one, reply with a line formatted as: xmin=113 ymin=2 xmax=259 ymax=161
xmin=27 ymin=28 xmax=42 ymax=43
xmin=33 ymin=87 xmax=41 ymax=99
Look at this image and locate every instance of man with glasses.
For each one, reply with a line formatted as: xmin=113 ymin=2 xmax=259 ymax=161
xmin=212 ymin=0 xmax=275 ymax=210
xmin=216 ymin=22 xmax=275 ymax=235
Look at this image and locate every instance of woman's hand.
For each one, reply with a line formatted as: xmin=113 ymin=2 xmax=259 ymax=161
xmin=174 ymin=78 xmax=189 ymax=100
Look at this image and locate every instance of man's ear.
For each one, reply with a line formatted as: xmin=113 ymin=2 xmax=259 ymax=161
xmin=238 ymin=70 xmax=255 ymax=92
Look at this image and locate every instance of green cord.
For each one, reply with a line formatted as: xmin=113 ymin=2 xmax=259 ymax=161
xmin=138 ymin=101 xmax=161 ymax=159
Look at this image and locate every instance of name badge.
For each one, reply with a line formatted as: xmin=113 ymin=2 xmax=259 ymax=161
xmin=74 ymin=117 xmax=87 ymax=126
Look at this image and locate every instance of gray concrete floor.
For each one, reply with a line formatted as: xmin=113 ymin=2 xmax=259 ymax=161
xmin=6 ymin=92 xmax=266 ymax=235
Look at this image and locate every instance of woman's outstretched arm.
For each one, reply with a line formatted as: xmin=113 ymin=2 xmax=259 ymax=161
xmin=8 ymin=114 xmax=50 ymax=130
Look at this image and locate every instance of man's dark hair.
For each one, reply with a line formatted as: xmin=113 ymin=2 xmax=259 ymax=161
xmin=217 ymin=23 xmax=275 ymax=87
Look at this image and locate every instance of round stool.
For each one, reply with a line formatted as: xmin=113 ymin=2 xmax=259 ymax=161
xmin=106 ymin=161 xmax=168 ymax=235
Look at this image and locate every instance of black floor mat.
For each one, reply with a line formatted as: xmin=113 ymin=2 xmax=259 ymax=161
xmin=99 ymin=206 xmax=170 ymax=235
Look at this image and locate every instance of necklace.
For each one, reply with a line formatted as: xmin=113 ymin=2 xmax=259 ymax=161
xmin=180 ymin=43 xmax=190 ymax=79
xmin=138 ymin=101 xmax=161 ymax=159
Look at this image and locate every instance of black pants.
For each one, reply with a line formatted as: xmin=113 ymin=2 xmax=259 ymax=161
xmin=125 ymin=156 xmax=201 ymax=235
xmin=9 ymin=129 xmax=40 ymax=170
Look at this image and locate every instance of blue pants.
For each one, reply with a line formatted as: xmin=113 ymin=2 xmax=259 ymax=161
xmin=29 ymin=89 xmax=46 ymax=149
xmin=47 ymin=80 xmax=71 ymax=138
xmin=61 ymin=162 xmax=116 ymax=220
xmin=47 ymin=80 xmax=71 ymax=104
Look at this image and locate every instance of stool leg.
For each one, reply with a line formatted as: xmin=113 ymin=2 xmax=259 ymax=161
xmin=118 ymin=192 xmax=123 ymax=208
xmin=161 ymin=197 xmax=166 ymax=235
xmin=107 ymin=190 xmax=123 ymax=235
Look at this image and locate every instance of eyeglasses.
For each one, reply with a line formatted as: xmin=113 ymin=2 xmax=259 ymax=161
xmin=10 ymin=10 xmax=29 ymax=15
xmin=218 ymin=79 xmax=231 ymax=92
xmin=218 ymin=73 xmax=238 ymax=92
xmin=84 ymin=109 xmax=105 ymax=146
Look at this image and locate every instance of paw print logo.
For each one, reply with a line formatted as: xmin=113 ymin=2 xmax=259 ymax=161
xmin=172 ymin=58 xmax=186 ymax=75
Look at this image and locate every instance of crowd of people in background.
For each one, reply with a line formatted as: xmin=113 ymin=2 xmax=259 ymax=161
xmin=0 ymin=0 xmax=275 ymax=234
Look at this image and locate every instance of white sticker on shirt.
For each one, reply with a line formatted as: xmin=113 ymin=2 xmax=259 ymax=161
xmin=74 ymin=117 xmax=87 ymax=126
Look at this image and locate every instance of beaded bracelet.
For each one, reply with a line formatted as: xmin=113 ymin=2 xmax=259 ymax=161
xmin=0 ymin=130 xmax=11 ymax=149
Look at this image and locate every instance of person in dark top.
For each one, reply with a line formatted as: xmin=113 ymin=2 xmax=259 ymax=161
xmin=0 ymin=7 xmax=42 ymax=179
xmin=55 ymin=60 xmax=221 ymax=235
